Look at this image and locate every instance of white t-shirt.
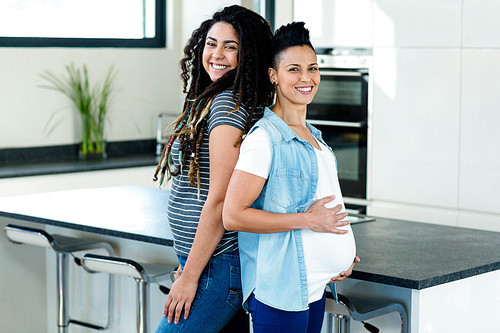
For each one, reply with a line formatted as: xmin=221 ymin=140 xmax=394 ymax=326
xmin=235 ymin=127 xmax=357 ymax=304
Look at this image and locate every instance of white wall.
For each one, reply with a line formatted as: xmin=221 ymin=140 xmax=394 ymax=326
xmin=182 ymin=0 xmax=245 ymax=43
xmin=0 ymin=1 xmax=253 ymax=150
xmin=0 ymin=1 xmax=186 ymax=149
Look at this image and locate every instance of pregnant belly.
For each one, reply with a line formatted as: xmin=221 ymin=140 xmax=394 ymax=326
xmin=301 ymin=226 xmax=356 ymax=295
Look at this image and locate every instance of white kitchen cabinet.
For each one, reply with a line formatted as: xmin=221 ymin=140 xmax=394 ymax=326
xmin=373 ymin=0 xmax=461 ymax=47
xmin=462 ymin=0 xmax=500 ymax=48
xmin=274 ymin=0 xmax=294 ymax=29
xmin=459 ymin=49 xmax=500 ymax=215
xmin=370 ymin=48 xmax=461 ymax=209
xmin=293 ymin=0 xmax=373 ymax=47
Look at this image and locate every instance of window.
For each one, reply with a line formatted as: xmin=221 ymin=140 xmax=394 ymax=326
xmin=254 ymin=0 xmax=275 ymax=31
xmin=0 ymin=0 xmax=165 ymax=47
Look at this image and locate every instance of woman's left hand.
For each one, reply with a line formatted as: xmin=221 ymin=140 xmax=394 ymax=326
xmin=328 ymin=256 xmax=360 ymax=283
xmin=163 ymin=274 xmax=199 ymax=324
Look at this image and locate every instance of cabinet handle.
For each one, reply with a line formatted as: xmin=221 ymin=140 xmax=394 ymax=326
xmin=307 ymin=119 xmax=366 ymax=128
xmin=320 ymin=71 xmax=364 ymax=77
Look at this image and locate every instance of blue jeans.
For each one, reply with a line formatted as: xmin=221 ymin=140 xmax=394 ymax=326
xmin=154 ymin=251 xmax=243 ymax=333
xmin=248 ymin=292 xmax=326 ymax=333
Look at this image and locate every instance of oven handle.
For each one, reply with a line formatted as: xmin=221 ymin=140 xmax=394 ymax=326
xmin=320 ymin=71 xmax=364 ymax=77
xmin=307 ymin=119 xmax=366 ymax=128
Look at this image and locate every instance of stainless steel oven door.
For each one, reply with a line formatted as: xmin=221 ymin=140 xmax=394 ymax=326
xmin=308 ymin=120 xmax=367 ymax=199
xmin=308 ymin=69 xmax=368 ymax=123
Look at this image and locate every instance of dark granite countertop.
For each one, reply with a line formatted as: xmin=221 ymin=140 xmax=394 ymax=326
xmin=350 ymin=219 xmax=500 ymax=289
xmin=0 ymin=185 xmax=499 ymax=290
xmin=0 ymin=139 xmax=158 ymax=179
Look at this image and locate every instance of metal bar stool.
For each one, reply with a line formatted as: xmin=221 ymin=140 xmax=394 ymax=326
xmin=81 ymin=253 xmax=175 ymax=333
xmin=3 ymin=224 xmax=114 ymax=333
xmin=325 ymin=291 xmax=408 ymax=333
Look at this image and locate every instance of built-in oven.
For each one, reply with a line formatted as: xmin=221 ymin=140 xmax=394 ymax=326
xmin=309 ymin=48 xmax=372 ymax=212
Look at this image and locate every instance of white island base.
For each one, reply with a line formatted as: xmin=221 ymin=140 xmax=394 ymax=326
xmin=323 ymin=270 xmax=500 ymax=333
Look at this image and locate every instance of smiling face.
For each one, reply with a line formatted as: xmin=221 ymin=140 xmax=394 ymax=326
xmin=269 ymin=45 xmax=320 ymax=107
xmin=202 ymin=22 xmax=240 ymax=82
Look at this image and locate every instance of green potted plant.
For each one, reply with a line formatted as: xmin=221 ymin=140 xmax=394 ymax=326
xmin=40 ymin=63 xmax=115 ymax=159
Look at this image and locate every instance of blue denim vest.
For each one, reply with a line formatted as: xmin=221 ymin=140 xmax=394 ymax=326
xmin=239 ymin=107 xmax=337 ymax=311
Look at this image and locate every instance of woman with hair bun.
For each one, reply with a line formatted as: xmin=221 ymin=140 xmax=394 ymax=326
xmin=153 ymin=5 xmax=274 ymax=332
xmin=223 ymin=22 xmax=360 ymax=332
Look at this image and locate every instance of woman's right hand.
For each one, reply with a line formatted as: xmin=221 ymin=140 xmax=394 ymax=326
xmin=306 ymin=196 xmax=349 ymax=234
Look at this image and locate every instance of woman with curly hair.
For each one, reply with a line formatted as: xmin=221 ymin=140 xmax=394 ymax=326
xmin=153 ymin=5 xmax=273 ymax=332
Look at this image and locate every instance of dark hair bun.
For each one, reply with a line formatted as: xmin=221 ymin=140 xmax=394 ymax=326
xmin=271 ymin=22 xmax=315 ymax=67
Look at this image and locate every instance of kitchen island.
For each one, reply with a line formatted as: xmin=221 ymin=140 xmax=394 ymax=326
xmin=337 ymin=218 xmax=500 ymax=332
xmin=1 ymin=185 xmax=499 ymax=332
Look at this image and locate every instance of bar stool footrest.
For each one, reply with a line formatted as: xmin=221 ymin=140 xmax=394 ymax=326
xmin=68 ymin=319 xmax=106 ymax=330
xmin=339 ymin=294 xmax=406 ymax=322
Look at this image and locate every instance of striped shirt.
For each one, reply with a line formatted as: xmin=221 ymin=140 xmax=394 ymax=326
xmin=167 ymin=91 xmax=263 ymax=257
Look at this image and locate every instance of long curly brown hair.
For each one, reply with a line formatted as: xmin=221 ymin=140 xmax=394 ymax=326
xmin=154 ymin=5 xmax=273 ymax=187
